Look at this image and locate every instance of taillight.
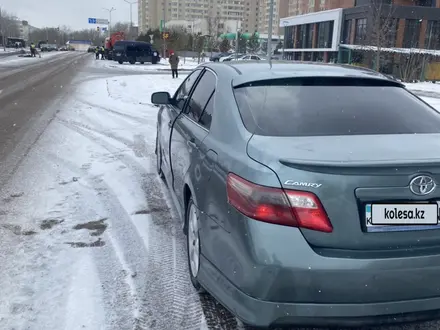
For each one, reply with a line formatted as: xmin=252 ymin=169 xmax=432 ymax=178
xmin=226 ymin=173 xmax=332 ymax=233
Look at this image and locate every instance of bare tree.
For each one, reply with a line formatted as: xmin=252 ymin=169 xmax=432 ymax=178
xmin=0 ymin=7 xmax=19 ymax=49
xmin=368 ymin=0 xmax=396 ymax=71
xmin=112 ymin=22 xmax=131 ymax=35
xmin=206 ymin=16 xmax=220 ymax=54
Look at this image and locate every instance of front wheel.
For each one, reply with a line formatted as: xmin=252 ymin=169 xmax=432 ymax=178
xmin=140 ymin=61 xmax=144 ymax=64
xmin=186 ymin=198 xmax=206 ymax=293
xmin=118 ymin=60 xmax=123 ymax=64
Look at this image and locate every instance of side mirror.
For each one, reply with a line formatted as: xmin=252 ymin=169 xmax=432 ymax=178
xmin=151 ymin=91 xmax=171 ymax=105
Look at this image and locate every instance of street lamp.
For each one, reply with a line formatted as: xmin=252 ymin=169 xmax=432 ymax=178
xmin=281 ymin=20 xmax=289 ymax=60
xmin=103 ymin=7 xmax=116 ymax=37
xmin=267 ymin=0 xmax=274 ymax=66
xmin=124 ymin=0 xmax=137 ymax=38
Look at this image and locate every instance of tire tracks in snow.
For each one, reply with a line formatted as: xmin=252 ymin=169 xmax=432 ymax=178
xmin=76 ymin=97 xmax=152 ymax=125
xmin=56 ymin=119 xmax=205 ymax=329
xmin=59 ymin=105 xmax=246 ymax=329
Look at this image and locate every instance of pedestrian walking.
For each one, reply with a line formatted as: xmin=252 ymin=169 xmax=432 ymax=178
xmin=169 ymin=52 xmax=180 ymax=79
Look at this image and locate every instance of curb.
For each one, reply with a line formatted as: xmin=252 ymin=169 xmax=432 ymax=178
xmin=0 ymin=51 xmax=21 ymax=57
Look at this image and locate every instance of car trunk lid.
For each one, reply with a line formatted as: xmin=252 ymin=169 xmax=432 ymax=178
xmin=247 ymin=134 xmax=440 ymax=251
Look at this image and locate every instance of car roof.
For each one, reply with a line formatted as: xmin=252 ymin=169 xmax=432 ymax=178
xmin=198 ymin=61 xmax=402 ymax=87
xmin=115 ymin=40 xmax=151 ymax=45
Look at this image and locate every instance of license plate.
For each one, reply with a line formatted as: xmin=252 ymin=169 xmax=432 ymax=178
xmin=366 ymin=203 xmax=440 ymax=232
xmin=116 ymin=53 xmax=121 ymax=56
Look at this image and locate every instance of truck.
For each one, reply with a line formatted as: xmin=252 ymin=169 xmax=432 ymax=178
xmin=105 ymin=31 xmax=125 ymax=60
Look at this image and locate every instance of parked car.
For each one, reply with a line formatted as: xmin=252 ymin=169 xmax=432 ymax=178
xmin=112 ymin=40 xmax=160 ymax=64
xmin=151 ymin=61 xmax=440 ymax=328
xmin=230 ymin=54 xmax=262 ymax=61
xmin=209 ymin=52 xmax=230 ymax=62
xmin=220 ymin=53 xmax=244 ymax=62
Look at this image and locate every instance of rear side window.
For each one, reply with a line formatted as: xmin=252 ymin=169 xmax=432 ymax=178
xmin=233 ymin=78 xmax=440 ymax=136
xmin=185 ymin=71 xmax=216 ymax=123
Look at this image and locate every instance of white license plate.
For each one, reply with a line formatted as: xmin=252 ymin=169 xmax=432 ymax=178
xmin=366 ymin=203 xmax=440 ymax=231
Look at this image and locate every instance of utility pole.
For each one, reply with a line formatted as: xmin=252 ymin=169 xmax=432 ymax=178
xmin=163 ymin=1 xmax=166 ymax=58
xmin=267 ymin=0 xmax=274 ymax=67
xmin=103 ymin=7 xmax=116 ymax=37
xmin=124 ymin=0 xmax=137 ymax=38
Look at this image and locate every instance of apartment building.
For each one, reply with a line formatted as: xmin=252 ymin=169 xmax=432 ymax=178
xmin=138 ymin=0 xmax=287 ymax=36
xmin=257 ymin=0 xmax=289 ymax=35
xmin=139 ymin=0 xmax=246 ymax=34
xmin=287 ymin=0 xmax=354 ymax=16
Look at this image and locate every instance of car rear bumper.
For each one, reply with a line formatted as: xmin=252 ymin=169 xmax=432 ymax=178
xmin=198 ymin=216 xmax=440 ymax=327
xmin=199 ymin=256 xmax=440 ymax=327
xmin=199 ymin=253 xmax=440 ymax=327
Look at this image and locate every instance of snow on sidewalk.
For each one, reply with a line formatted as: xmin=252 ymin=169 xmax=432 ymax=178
xmin=94 ymin=57 xmax=202 ymax=72
xmin=404 ymin=82 xmax=440 ymax=110
xmin=0 ymin=73 xmax=204 ymax=329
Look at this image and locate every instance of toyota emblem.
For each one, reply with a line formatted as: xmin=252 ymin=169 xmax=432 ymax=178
xmin=409 ymin=175 xmax=436 ymax=196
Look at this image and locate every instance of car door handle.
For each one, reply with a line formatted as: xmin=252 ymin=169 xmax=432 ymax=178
xmin=187 ymin=140 xmax=198 ymax=150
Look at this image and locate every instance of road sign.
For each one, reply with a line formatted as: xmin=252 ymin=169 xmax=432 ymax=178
xmin=88 ymin=18 xmax=109 ymax=25
xmin=102 ymin=27 xmax=107 ymax=32
xmin=160 ymin=20 xmax=165 ymax=32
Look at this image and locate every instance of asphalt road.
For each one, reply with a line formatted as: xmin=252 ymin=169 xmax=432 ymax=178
xmin=0 ymin=52 xmax=90 ymax=186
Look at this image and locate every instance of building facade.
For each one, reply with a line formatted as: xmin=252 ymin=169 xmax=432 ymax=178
xmin=281 ymin=0 xmax=440 ymax=63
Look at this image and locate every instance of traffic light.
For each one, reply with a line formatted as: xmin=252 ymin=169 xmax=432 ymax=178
xmin=162 ymin=32 xmax=169 ymax=40
xmin=97 ymin=27 xmax=100 ymax=32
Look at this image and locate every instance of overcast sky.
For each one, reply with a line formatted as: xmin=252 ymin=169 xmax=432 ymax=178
xmin=3 ymin=0 xmax=138 ymax=30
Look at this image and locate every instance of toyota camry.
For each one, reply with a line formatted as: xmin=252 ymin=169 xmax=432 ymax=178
xmin=151 ymin=61 xmax=440 ymax=328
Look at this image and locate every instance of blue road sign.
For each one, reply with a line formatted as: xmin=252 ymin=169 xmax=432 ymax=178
xmin=88 ymin=18 xmax=97 ymax=24
xmin=101 ymin=28 xmax=107 ymax=31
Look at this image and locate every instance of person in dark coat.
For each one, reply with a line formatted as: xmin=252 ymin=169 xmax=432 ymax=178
xmin=169 ymin=52 xmax=180 ymax=78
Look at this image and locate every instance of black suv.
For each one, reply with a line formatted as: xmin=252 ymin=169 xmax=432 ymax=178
xmin=113 ymin=41 xmax=160 ymax=65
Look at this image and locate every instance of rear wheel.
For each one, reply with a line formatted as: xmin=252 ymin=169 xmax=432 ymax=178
xmin=186 ymin=198 xmax=206 ymax=293
xmin=118 ymin=60 xmax=123 ymax=64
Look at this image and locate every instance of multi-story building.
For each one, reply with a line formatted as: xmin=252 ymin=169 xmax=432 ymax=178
xmin=287 ymin=0 xmax=354 ymax=16
xmin=139 ymin=0 xmax=246 ymax=34
xmin=280 ymin=0 xmax=440 ymax=70
xmin=138 ymin=0 xmax=287 ymax=36
xmin=258 ymin=0 xmax=289 ymax=35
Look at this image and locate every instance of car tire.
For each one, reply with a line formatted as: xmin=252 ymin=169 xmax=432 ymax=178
xmin=155 ymin=133 xmax=165 ymax=179
xmin=140 ymin=61 xmax=144 ymax=64
xmin=129 ymin=58 xmax=136 ymax=64
xmin=118 ymin=60 xmax=123 ymax=64
xmin=186 ymin=197 xmax=206 ymax=294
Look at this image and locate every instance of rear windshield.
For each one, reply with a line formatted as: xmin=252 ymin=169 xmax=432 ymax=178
xmin=233 ymin=78 xmax=440 ymax=136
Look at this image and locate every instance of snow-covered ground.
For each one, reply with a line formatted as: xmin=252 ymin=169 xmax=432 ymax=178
xmin=2 ymin=62 xmax=440 ymax=329
xmin=0 ymin=72 xmax=218 ymax=329
xmin=95 ymin=57 xmax=203 ymax=72
xmin=0 ymin=51 xmax=69 ymax=65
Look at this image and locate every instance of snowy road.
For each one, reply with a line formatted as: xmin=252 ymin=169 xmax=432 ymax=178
xmin=1 ymin=56 xmax=440 ymax=330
